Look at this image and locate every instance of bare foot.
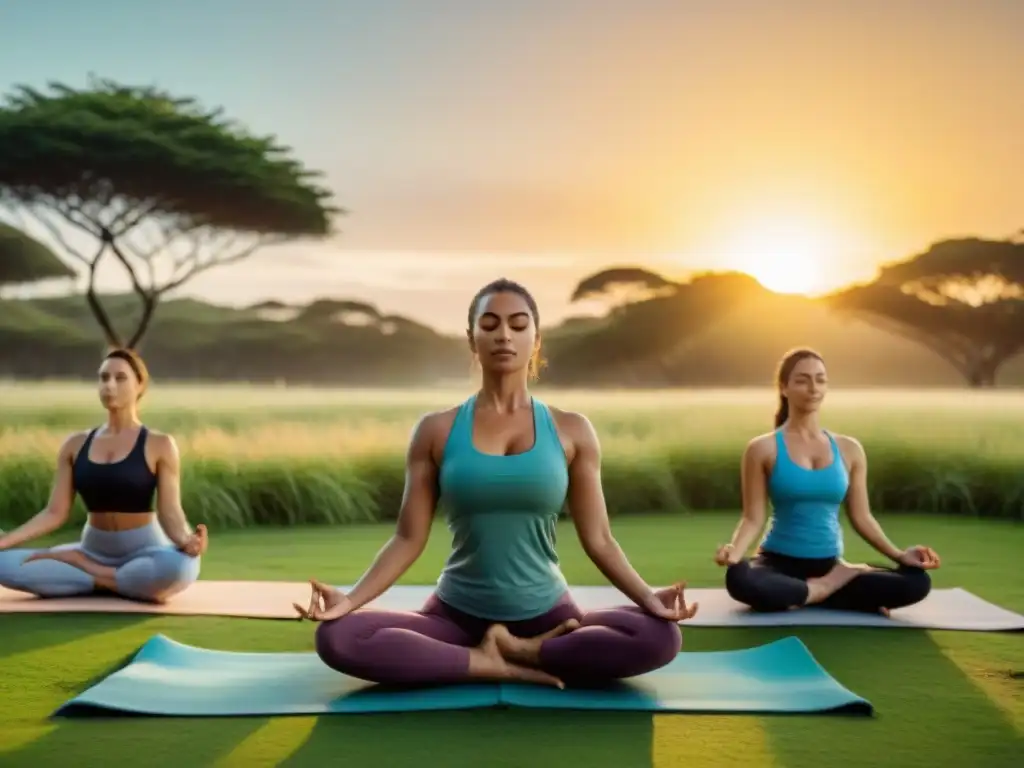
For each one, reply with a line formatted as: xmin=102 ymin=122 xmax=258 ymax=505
xmin=467 ymin=628 xmax=568 ymax=688
xmin=25 ymin=549 xmax=117 ymax=590
xmin=484 ymin=620 xmax=580 ymax=667
xmin=805 ymin=562 xmax=865 ymax=605
xmin=839 ymin=559 xmax=882 ymax=573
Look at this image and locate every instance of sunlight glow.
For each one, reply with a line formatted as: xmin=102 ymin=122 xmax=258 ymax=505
xmin=741 ymin=252 xmax=827 ymax=295
xmin=718 ymin=214 xmax=837 ymax=296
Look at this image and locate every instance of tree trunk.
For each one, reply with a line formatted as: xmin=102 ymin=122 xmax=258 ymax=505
xmin=965 ymin=358 xmax=1000 ymax=388
xmin=105 ymin=234 xmax=159 ymax=350
xmin=126 ymin=291 xmax=159 ymax=350
xmin=85 ymin=251 xmax=122 ymax=348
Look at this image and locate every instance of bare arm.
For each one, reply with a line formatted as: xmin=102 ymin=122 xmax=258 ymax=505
xmin=842 ymin=437 xmax=902 ymax=561
xmin=342 ymin=414 xmax=441 ymax=612
xmin=153 ymin=434 xmax=194 ymax=549
xmin=724 ymin=439 xmax=769 ymax=560
xmin=0 ymin=435 xmax=79 ymax=549
xmin=563 ymin=412 xmax=656 ymax=609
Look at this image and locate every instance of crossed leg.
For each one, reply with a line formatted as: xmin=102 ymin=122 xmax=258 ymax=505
xmin=726 ymin=556 xmax=931 ymax=614
xmin=0 ymin=544 xmax=98 ymax=597
xmin=493 ymin=605 xmax=682 ymax=684
xmin=821 ymin=564 xmax=932 ymax=614
xmin=315 ymin=593 xmax=681 ymax=687
xmin=0 ymin=544 xmax=200 ymax=603
xmin=314 ymin=601 xmax=572 ymax=686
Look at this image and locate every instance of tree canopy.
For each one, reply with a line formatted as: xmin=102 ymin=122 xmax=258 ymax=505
xmin=547 ymin=270 xmax=762 ymax=383
xmin=0 ymin=77 xmax=341 ymax=347
xmin=0 ymin=222 xmax=75 ymax=287
xmin=298 ymin=298 xmax=381 ymax=325
xmin=570 ymin=266 xmax=678 ymax=307
xmin=825 ymin=237 xmax=1024 ymax=387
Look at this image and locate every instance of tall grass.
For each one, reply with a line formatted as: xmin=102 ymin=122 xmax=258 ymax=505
xmin=1 ymin=385 xmax=1022 ymax=528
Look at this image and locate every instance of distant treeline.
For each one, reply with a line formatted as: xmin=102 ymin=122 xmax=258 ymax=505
xmin=3 ymin=278 xmax=1023 ymax=388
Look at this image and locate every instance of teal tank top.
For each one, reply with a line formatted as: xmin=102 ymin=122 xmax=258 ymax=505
xmin=760 ymin=430 xmax=849 ymax=559
xmin=435 ymin=395 xmax=570 ymax=621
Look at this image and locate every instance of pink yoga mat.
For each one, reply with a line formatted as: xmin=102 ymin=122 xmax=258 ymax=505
xmin=0 ymin=581 xmax=692 ymax=619
xmin=2 ymin=582 xmax=1021 ymax=630
xmin=0 ymin=580 xmax=332 ymax=619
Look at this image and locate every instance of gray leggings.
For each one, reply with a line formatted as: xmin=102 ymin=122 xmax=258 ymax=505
xmin=0 ymin=520 xmax=200 ymax=602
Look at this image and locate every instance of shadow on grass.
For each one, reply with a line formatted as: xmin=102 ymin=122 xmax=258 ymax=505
xmin=0 ymin=613 xmax=157 ymax=661
xmin=1 ymin=611 xmax=655 ymax=768
xmin=0 ymin=614 xmax=310 ymax=768
xmin=683 ymin=626 xmax=1023 ymax=768
xmin=4 ymin=621 xmax=1020 ymax=768
xmin=4 ymin=714 xmax=277 ymax=768
xmin=281 ymin=709 xmax=655 ymax=768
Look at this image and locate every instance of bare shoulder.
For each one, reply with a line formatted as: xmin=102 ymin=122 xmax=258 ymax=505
xmin=549 ymin=405 xmax=597 ymax=441
xmin=744 ymin=431 xmax=777 ymax=459
xmin=831 ymin=432 xmax=866 ymax=463
xmin=548 ymin=406 xmax=599 ymax=463
xmin=416 ymin=406 xmax=460 ymax=439
xmin=60 ymin=430 xmax=91 ymax=461
xmin=831 ymin=432 xmax=863 ymax=450
xmin=411 ymin=405 xmax=461 ymax=461
xmin=146 ymin=429 xmax=177 ymax=451
xmin=145 ymin=430 xmax=180 ymax=464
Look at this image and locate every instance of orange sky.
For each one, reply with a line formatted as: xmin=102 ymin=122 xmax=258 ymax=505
xmin=3 ymin=1 xmax=1022 ymax=332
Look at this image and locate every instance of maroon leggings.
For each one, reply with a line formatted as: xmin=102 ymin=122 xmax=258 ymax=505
xmin=315 ymin=591 xmax=682 ymax=685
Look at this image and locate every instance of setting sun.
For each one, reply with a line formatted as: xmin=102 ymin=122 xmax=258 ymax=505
xmin=739 ymin=251 xmax=828 ymax=295
xmin=718 ymin=214 xmax=837 ymax=296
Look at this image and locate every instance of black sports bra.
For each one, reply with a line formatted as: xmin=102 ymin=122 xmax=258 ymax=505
xmin=72 ymin=427 xmax=158 ymax=513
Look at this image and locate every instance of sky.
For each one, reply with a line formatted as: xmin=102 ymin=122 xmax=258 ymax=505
xmin=1 ymin=0 xmax=1022 ymax=333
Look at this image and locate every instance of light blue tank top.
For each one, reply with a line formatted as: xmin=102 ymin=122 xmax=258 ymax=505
xmin=760 ymin=430 xmax=849 ymax=559
xmin=435 ymin=395 xmax=570 ymax=621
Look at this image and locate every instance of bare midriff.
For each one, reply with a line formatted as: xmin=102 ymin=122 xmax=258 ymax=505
xmin=87 ymin=511 xmax=157 ymax=532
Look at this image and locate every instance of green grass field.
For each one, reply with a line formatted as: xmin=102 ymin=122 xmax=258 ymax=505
xmin=2 ymin=384 xmax=1023 ymax=526
xmin=0 ymin=513 xmax=1021 ymax=768
xmin=0 ymin=385 xmax=1022 ymax=766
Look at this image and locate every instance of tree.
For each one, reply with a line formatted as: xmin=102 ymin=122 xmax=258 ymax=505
xmin=298 ymin=298 xmax=381 ymax=326
xmin=0 ymin=77 xmax=340 ymax=348
xmin=570 ymin=266 xmax=678 ymax=308
xmin=825 ymin=237 xmax=1024 ymax=387
xmin=0 ymin=222 xmax=75 ymax=288
xmin=547 ymin=270 xmax=763 ymax=382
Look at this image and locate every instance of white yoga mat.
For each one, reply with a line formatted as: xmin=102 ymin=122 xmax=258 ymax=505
xmin=1 ymin=582 xmax=1020 ymax=631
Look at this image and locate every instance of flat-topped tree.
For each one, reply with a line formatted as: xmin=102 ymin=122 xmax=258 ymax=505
xmin=548 ymin=270 xmax=764 ymax=379
xmin=826 ymin=235 xmax=1024 ymax=387
xmin=0 ymin=77 xmax=340 ymax=347
xmin=570 ymin=266 xmax=678 ymax=309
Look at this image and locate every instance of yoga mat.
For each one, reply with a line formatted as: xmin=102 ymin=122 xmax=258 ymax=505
xmin=3 ymin=581 xmax=1021 ymax=631
xmin=53 ymin=634 xmax=872 ymax=717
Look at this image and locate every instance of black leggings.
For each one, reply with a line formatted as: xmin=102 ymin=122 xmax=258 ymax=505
xmin=725 ymin=550 xmax=932 ymax=614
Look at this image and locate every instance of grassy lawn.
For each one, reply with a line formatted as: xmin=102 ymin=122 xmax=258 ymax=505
xmin=0 ymin=511 xmax=1021 ymax=767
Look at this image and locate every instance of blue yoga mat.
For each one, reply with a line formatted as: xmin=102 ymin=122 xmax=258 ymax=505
xmin=53 ymin=634 xmax=872 ymax=717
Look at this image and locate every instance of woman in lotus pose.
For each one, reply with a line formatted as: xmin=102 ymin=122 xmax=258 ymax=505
xmin=0 ymin=348 xmax=207 ymax=603
xmin=715 ymin=348 xmax=939 ymax=615
xmin=295 ymin=278 xmax=696 ymax=688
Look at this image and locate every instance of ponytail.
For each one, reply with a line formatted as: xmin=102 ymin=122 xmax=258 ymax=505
xmin=774 ymin=394 xmax=789 ymax=428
